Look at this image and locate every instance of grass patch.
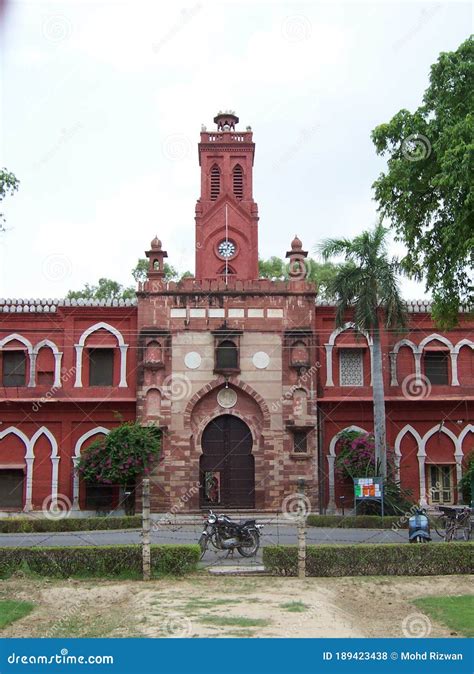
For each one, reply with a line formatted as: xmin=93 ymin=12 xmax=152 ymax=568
xmin=225 ymin=629 xmax=257 ymax=637
xmin=280 ymin=601 xmax=309 ymax=613
xmin=199 ymin=615 xmax=271 ymax=628
xmin=412 ymin=595 xmax=474 ymax=638
xmin=0 ymin=600 xmax=35 ymax=629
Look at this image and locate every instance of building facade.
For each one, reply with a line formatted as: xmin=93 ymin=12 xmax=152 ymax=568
xmin=0 ymin=112 xmax=472 ymax=515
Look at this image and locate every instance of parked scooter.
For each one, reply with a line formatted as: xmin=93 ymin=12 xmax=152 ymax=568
xmin=198 ymin=510 xmax=264 ymax=559
xmin=408 ymin=507 xmax=431 ymax=543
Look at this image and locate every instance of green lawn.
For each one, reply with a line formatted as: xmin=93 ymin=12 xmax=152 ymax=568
xmin=412 ymin=595 xmax=474 ymax=637
xmin=0 ymin=600 xmax=35 ymax=629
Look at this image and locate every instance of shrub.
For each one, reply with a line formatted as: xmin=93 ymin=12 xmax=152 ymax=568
xmin=0 ymin=516 xmax=141 ymax=534
xmin=0 ymin=545 xmax=200 ymax=578
xmin=263 ymin=543 xmax=474 ymax=577
xmin=306 ymin=515 xmax=408 ymax=529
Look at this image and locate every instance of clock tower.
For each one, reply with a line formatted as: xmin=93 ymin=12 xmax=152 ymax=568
xmin=195 ymin=111 xmax=259 ymax=280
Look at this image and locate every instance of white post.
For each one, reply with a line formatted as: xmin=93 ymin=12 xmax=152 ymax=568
xmin=72 ymin=458 xmax=80 ymax=509
xmin=326 ymin=455 xmax=336 ymax=513
xmin=119 ymin=345 xmax=128 ymax=387
xmin=325 ymin=344 xmax=334 ymax=386
xmin=53 ymin=352 xmax=63 ymax=388
xmin=418 ymin=455 xmax=428 ymax=507
xmin=28 ymin=352 xmax=37 ymax=387
xmin=450 ymin=352 xmax=459 ymax=386
xmin=51 ymin=457 xmax=60 ymax=506
xmin=297 ymin=480 xmax=306 ymax=580
xmin=74 ymin=345 xmax=83 ymax=387
xmin=24 ymin=457 xmax=34 ymax=511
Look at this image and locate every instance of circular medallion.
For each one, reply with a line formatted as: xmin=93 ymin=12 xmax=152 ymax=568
xmin=184 ymin=351 xmax=202 ymax=369
xmin=217 ymin=388 xmax=237 ymax=409
xmin=252 ymin=351 xmax=270 ymax=369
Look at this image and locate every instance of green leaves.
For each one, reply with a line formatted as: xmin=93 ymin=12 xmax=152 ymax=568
xmin=0 ymin=168 xmax=20 ymax=231
xmin=371 ymin=36 xmax=474 ymax=326
xmin=76 ymin=422 xmax=161 ymax=486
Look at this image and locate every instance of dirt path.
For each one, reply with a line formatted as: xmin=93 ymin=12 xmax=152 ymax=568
xmin=1 ymin=574 xmax=472 ymax=638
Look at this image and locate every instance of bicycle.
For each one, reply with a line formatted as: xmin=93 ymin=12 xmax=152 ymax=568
xmin=432 ymin=506 xmax=472 ymax=542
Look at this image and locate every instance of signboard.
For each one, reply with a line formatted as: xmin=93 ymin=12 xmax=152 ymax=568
xmin=354 ymin=477 xmax=382 ymax=499
xmin=354 ymin=477 xmax=384 ymax=516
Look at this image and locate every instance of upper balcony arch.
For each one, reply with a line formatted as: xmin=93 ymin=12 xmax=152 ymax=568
xmin=74 ymin=322 xmax=128 ymax=388
xmin=31 ymin=339 xmax=63 ymax=388
xmin=391 ymin=333 xmax=465 ymax=387
xmin=0 ymin=333 xmax=34 ymax=387
xmin=325 ymin=323 xmax=373 ymax=387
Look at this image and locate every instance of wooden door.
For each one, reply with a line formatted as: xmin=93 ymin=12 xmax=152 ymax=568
xmin=200 ymin=415 xmax=255 ymax=508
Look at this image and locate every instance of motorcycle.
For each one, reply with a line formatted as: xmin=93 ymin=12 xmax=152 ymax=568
xmin=408 ymin=507 xmax=431 ymax=543
xmin=198 ymin=510 xmax=264 ymax=559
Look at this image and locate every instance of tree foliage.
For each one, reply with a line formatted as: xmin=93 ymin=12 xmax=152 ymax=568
xmin=67 ymin=277 xmax=136 ymax=301
xmin=76 ymin=421 xmax=161 ymax=487
xmin=258 ymin=256 xmax=340 ymax=299
xmin=371 ymin=37 xmax=474 ymax=327
xmin=0 ymin=168 xmax=20 ymax=231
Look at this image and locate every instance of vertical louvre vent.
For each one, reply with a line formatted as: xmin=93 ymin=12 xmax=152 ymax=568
xmin=233 ymin=165 xmax=243 ymax=199
xmin=210 ymin=165 xmax=221 ymax=201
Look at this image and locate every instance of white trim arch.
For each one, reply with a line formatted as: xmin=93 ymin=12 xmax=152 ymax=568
xmin=74 ymin=322 xmax=128 ymax=388
xmin=394 ymin=424 xmax=423 ymax=483
xmin=0 ymin=334 xmax=34 ymax=387
xmin=452 ymin=339 xmax=474 ymax=387
xmin=390 ymin=339 xmax=418 ymax=386
xmin=419 ymin=424 xmax=459 ymax=506
xmin=30 ymin=427 xmax=60 ymax=507
xmin=326 ymin=425 xmax=369 ymax=513
xmin=32 ymin=339 xmax=63 ymax=388
xmin=419 ymin=334 xmax=457 ymax=386
xmin=72 ymin=427 xmax=110 ymax=509
xmin=325 ymin=323 xmax=373 ymax=387
xmin=0 ymin=426 xmax=33 ymax=510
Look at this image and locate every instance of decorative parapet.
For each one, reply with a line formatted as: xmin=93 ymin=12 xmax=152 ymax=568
xmin=316 ymin=298 xmax=472 ymax=313
xmin=0 ymin=298 xmax=137 ymax=312
xmin=137 ymin=277 xmax=316 ymax=295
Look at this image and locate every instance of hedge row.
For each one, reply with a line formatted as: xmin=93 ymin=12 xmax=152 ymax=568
xmin=306 ymin=515 xmax=408 ymax=529
xmin=263 ymin=543 xmax=474 ymax=577
xmin=0 ymin=545 xmax=200 ymax=578
xmin=0 ymin=516 xmax=141 ymax=534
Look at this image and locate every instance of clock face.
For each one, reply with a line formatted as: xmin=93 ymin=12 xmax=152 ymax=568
xmin=218 ymin=240 xmax=236 ymax=258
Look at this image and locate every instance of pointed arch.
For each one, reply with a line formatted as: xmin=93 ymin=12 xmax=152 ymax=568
xmin=328 ymin=425 xmax=370 ymax=457
xmin=232 ymin=163 xmax=243 ymax=199
xmin=453 ymin=338 xmax=474 ymax=355
xmin=394 ymin=424 xmax=422 ymax=458
xmin=0 ymin=334 xmax=34 ymax=387
xmin=32 ymin=339 xmax=63 ymax=388
xmin=210 ymin=164 xmax=221 ymax=201
xmin=72 ymin=427 xmax=110 ymax=509
xmin=418 ymin=333 xmax=453 ymax=352
xmin=420 ymin=424 xmax=458 ymax=456
xmin=458 ymin=424 xmax=474 ymax=452
xmin=325 ymin=323 xmax=372 ymax=387
xmin=390 ymin=339 xmax=418 ymax=386
xmin=0 ymin=426 xmax=33 ymax=510
xmin=31 ymin=427 xmax=60 ymax=505
xmin=74 ymin=322 xmax=128 ymax=388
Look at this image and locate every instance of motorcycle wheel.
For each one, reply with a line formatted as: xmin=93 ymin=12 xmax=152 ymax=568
xmin=198 ymin=534 xmax=208 ymax=559
xmin=237 ymin=530 xmax=260 ymax=557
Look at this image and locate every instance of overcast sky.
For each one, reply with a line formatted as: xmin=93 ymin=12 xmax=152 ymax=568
xmin=0 ymin=0 xmax=470 ymax=299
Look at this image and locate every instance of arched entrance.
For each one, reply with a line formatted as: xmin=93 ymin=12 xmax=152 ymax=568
xmin=200 ymin=415 xmax=255 ymax=509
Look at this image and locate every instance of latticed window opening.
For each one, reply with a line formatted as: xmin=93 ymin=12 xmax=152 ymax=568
xmin=210 ymin=165 xmax=221 ymax=201
xmin=233 ymin=165 xmax=243 ymax=199
xmin=339 ymin=349 xmax=364 ymax=386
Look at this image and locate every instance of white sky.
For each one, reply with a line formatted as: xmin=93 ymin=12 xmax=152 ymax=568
xmin=0 ymin=0 xmax=471 ymax=298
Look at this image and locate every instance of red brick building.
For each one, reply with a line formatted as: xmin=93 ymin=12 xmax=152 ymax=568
xmin=0 ymin=112 xmax=472 ymax=515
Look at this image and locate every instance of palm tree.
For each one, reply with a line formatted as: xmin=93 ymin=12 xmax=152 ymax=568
xmin=318 ymin=222 xmax=407 ymax=478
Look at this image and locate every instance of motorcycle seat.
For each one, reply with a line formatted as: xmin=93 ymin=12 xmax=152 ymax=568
xmin=240 ymin=519 xmax=256 ymax=527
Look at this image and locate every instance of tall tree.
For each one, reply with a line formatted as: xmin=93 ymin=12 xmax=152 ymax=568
xmin=0 ymin=169 xmax=20 ymax=231
xmin=371 ymin=37 xmax=473 ymax=328
xmin=318 ymin=222 xmax=407 ymax=478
